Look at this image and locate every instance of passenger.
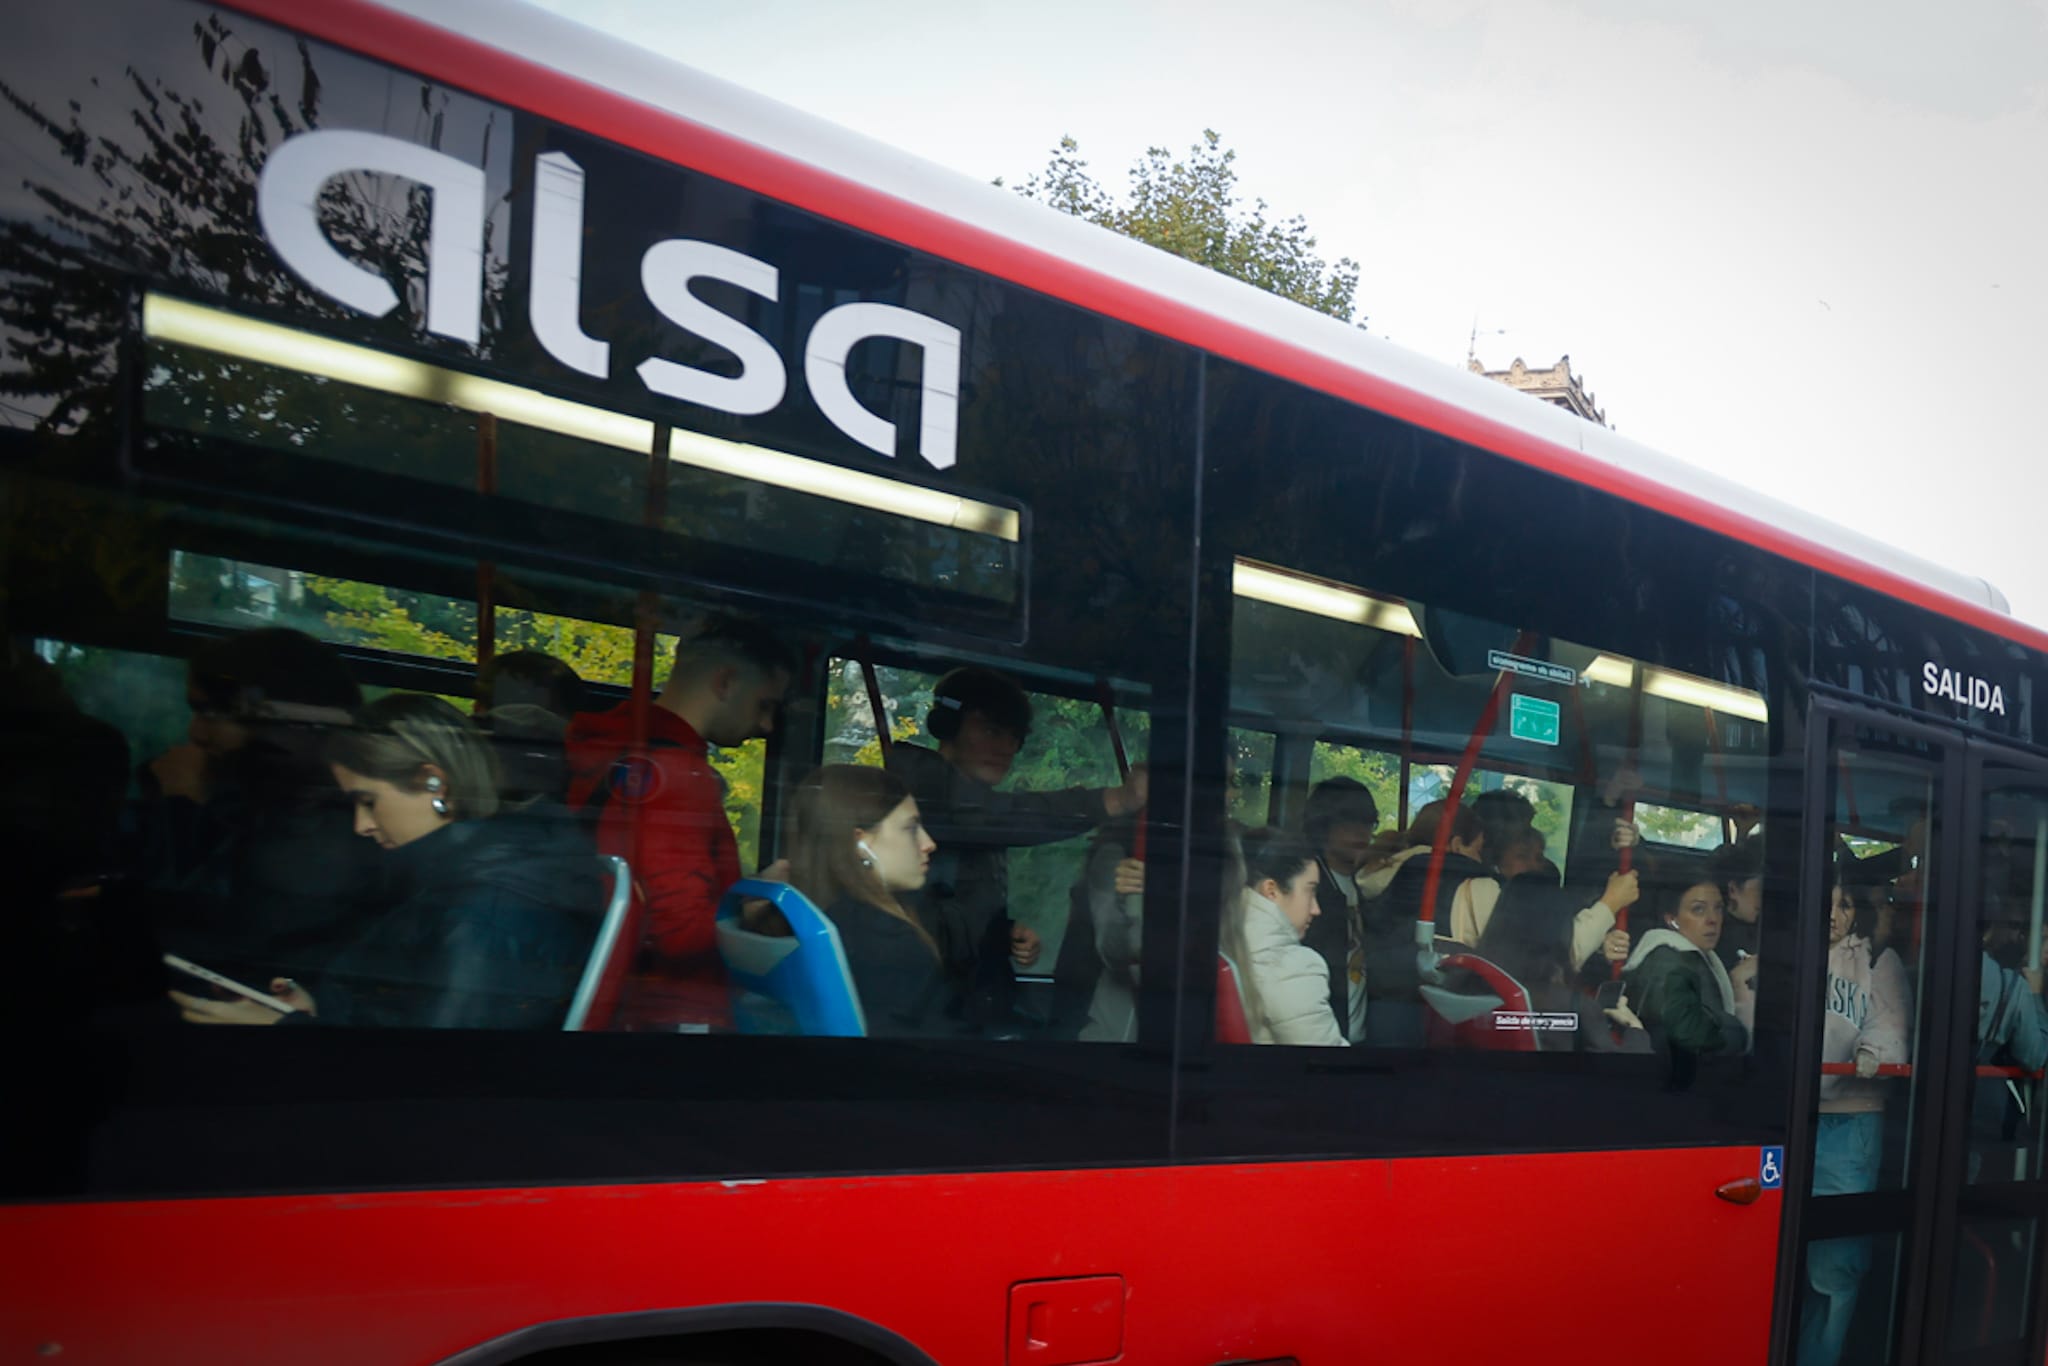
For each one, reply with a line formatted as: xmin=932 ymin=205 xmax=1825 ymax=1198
xmin=1970 ymin=886 xmax=2048 ymax=1184
xmin=1302 ymin=778 xmax=1381 ymax=1042
xmin=1364 ymin=798 xmax=1491 ymax=1045
xmin=1619 ymin=874 xmax=1756 ymax=1067
xmin=785 ymin=765 xmax=947 ymax=1036
xmin=1492 ymin=825 xmax=1549 ymax=882
xmin=2 ymin=645 xmax=146 ymax=1009
xmin=170 ymin=695 xmax=601 ymax=1029
xmin=1472 ymin=876 xmax=1583 ymax=1016
xmin=3 ymin=645 xmax=130 ymax=906
xmin=1355 ymin=827 xmax=1416 ymax=896
xmin=885 ymin=666 xmax=1145 ymax=1031
xmin=1799 ymin=863 xmax=1911 ymax=1366
xmin=1475 ymin=857 xmax=1633 ymax=999
xmin=564 ymin=614 xmax=795 ymax=1030
xmin=475 ymin=649 xmax=586 ymax=806
xmin=132 ymin=628 xmax=380 ymax=982
xmin=1471 ymin=788 xmax=1536 ymax=874
xmin=1711 ymin=833 xmax=1764 ymax=970
xmin=1225 ymin=828 xmax=1346 ymax=1047
xmin=1078 ymin=816 xmax=1146 ymax=1042
xmin=1 ymin=647 xmax=144 ymax=1195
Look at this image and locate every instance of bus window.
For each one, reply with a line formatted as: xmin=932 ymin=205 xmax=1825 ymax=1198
xmin=1398 ymin=760 xmax=1575 ymax=878
xmin=1635 ymin=801 xmax=1728 ymax=852
xmin=1230 ymin=727 xmax=1277 ymax=827
xmin=1223 ymin=553 xmax=1771 ymax=1057
xmin=823 ymin=651 xmax=1152 ymax=1038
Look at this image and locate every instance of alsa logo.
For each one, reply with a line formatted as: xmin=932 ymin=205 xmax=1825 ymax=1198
xmin=1922 ymin=662 xmax=2006 ymax=716
xmin=256 ymin=129 xmax=962 ymax=467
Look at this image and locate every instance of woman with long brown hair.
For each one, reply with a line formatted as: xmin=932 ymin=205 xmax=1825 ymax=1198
xmin=785 ymin=764 xmax=945 ymax=1036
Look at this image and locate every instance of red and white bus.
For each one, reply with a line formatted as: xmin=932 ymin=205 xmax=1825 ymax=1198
xmin=5 ymin=2 xmax=2048 ymax=1364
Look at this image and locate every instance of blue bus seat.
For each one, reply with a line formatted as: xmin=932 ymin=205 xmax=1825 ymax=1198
xmin=715 ymin=878 xmax=867 ymax=1037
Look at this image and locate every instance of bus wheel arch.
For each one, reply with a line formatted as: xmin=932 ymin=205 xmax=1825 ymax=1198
xmin=436 ymin=1306 xmax=939 ymax=1366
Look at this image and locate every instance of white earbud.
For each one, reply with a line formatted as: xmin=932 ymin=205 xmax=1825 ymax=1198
xmin=856 ymin=839 xmax=878 ymax=868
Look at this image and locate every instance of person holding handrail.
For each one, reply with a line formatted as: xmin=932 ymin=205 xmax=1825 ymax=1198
xmin=1619 ymin=871 xmax=1755 ymax=1074
xmin=886 ymin=666 xmax=1145 ymax=1033
xmin=1799 ymin=861 xmax=1911 ymax=1366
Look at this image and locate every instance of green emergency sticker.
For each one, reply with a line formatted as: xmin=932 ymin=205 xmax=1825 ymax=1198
xmin=1508 ymin=693 xmax=1560 ymax=746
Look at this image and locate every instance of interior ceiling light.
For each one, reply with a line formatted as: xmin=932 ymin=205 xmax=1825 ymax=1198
xmin=1232 ymin=559 xmax=1420 ymax=637
xmin=143 ymin=293 xmax=1017 ymax=542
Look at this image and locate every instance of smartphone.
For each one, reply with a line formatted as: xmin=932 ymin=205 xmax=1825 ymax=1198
xmin=163 ymin=953 xmax=299 ymax=1014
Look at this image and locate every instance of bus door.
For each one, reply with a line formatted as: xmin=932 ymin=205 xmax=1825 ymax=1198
xmin=1789 ymin=704 xmax=2048 ymax=1366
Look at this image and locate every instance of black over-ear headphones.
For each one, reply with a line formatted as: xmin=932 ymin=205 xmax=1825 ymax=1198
xmin=927 ymin=693 xmax=965 ymax=742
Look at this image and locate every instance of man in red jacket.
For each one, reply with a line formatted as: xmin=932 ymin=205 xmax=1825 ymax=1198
xmin=565 ymin=615 xmax=795 ymax=1030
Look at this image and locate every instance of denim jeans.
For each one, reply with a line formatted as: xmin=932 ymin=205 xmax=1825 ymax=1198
xmin=1798 ymin=1111 xmax=1884 ymax=1366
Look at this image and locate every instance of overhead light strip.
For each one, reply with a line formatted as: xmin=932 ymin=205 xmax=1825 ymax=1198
xmin=1233 ymin=556 xmax=1766 ymax=722
xmin=1232 ymin=559 xmax=1420 ymax=637
xmin=1583 ymin=653 xmax=1769 ymax=722
xmin=141 ymin=293 xmax=1018 ymax=543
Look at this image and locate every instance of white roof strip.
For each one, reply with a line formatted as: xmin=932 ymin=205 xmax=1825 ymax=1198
xmin=378 ymin=0 xmax=2004 ymax=613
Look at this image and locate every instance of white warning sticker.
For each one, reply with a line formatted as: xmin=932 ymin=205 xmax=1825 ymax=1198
xmin=1493 ymin=1012 xmax=1580 ymax=1032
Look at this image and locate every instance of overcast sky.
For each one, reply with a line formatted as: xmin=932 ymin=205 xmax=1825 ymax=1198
xmin=524 ymin=0 xmax=2048 ymax=627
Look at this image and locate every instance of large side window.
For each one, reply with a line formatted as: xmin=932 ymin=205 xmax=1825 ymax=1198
xmin=1185 ymin=356 xmax=1800 ymax=1158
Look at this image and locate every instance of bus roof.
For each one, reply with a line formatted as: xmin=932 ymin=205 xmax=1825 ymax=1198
xmin=306 ymin=0 xmax=2026 ymax=646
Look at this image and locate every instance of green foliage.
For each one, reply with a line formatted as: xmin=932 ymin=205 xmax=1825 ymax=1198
xmin=0 ymin=13 xmax=508 ymax=438
xmin=1636 ymin=801 xmax=1726 ymax=851
xmin=1010 ymin=131 xmax=1364 ymax=325
xmin=157 ymin=556 xmax=770 ymax=869
xmin=1309 ymin=741 xmax=1403 ymax=833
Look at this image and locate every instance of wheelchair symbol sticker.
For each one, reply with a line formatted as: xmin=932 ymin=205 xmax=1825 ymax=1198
xmin=1760 ymin=1146 xmax=1785 ymax=1189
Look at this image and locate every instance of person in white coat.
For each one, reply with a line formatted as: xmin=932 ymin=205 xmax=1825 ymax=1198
xmin=1226 ymin=828 xmax=1348 ymax=1047
xmin=1799 ymin=870 xmax=1912 ymax=1366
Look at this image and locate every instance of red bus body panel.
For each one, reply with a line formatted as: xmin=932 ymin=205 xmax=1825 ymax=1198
xmin=2 ymin=1147 xmax=1778 ymax=1364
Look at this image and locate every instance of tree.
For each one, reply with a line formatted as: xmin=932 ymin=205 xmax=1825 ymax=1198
xmin=1007 ymin=131 xmax=1364 ymax=326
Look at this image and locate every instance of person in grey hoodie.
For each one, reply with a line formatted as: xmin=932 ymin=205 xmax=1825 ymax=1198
xmin=1799 ymin=872 xmax=1912 ymax=1366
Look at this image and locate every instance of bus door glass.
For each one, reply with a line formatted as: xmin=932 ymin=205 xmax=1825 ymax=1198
xmin=1797 ymin=713 xmax=2048 ymax=1366
xmin=1792 ymin=710 xmax=1950 ymax=1366
xmin=1934 ymin=751 xmax=2048 ymax=1361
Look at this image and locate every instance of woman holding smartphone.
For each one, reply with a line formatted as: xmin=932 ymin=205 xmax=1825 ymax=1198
xmin=171 ymin=694 xmax=600 ymax=1030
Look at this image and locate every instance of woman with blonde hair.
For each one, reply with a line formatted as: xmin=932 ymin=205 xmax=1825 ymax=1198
xmin=172 ymin=694 xmax=600 ymax=1030
xmin=785 ymin=764 xmax=947 ymax=1036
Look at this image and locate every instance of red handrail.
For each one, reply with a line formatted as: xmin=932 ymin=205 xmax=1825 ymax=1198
xmin=1818 ymin=1062 xmax=2042 ymax=1080
xmin=1416 ymin=632 xmax=1536 ymax=928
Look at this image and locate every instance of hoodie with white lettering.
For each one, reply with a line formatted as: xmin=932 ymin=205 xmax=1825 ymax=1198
xmin=1819 ymin=933 xmax=1912 ymax=1113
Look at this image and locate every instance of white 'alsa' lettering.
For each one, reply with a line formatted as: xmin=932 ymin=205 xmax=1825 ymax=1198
xmin=805 ymin=302 xmax=961 ymax=469
xmin=529 ymin=151 xmax=610 ymax=378
xmin=637 ymin=239 xmax=787 ymax=415
xmin=1923 ymin=662 xmax=2008 ymax=716
xmin=258 ymin=129 xmax=486 ymax=345
xmin=255 ymin=130 xmax=966 ymax=470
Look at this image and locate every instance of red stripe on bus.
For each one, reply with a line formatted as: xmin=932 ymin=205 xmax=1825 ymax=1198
xmin=223 ymin=0 xmax=2048 ymax=658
